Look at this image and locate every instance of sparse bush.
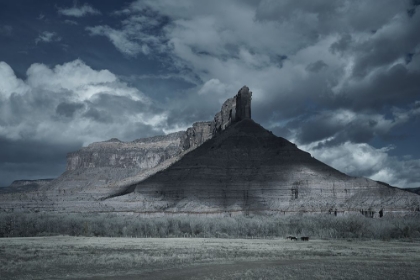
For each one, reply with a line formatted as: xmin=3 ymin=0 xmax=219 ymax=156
xmin=0 ymin=212 xmax=419 ymax=239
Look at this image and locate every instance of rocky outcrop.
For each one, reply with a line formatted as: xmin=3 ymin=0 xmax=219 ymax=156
xmin=3 ymin=85 xmax=418 ymax=217
xmin=24 ymin=86 xmax=252 ymax=204
xmin=184 ymin=122 xmax=214 ymax=150
xmin=113 ymin=119 xmax=420 ymax=216
xmin=66 ymin=132 xmax=189 ymax=171
xmin=66 ymin=123 xmax=216 ymax=172
xmin=213 ymin=86 xmax=252 ymax=133
xmin=66 ymin=86 xmax=253 ymax=173
xmin=235 ymin=86 xmax=252 ymax=120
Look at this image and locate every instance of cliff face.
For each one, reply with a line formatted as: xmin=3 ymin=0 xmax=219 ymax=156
xmin=0 ymin=85 xmax=419 ymax=216
xmin=184 ymin=122 xmax=215 ymax=150
xmin=66 ymin=86 xmax=253 ymax=173
xmin=213 ymin=86 xmax=252 ymax=133
xmin=66 ymin=132 xmax=188 ymax=171
xmin=66 ymin=123 xmax=217 ymax=172
xmin=114 ymin=119 xmax=420 ymax=216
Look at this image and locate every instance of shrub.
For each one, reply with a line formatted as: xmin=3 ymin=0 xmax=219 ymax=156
xmin=0 ymin=212 xmax=419 ymax=239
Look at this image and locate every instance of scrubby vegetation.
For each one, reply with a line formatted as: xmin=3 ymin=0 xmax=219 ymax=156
xmin=2 ymin=236 xmax=420 ymax=280
xmin=1 ymin=212 xmax=420 ymax=239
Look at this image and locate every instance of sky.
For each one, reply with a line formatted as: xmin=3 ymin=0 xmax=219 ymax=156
xmin=0 ymin=0 xmax=420 ymax=188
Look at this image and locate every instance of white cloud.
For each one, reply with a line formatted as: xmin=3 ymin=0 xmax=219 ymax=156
xmin=26 ymin=60 xmax=118 ymax=98
xmin=86 ymin=11 xmax=165 ymax=57
xmin=81 ymin=0 xmax=420 ymax=188
xmin=287 ymin=104 xmax=420 ymax=188
xmin=300 ymin=140 xmax=420 ymax=189
xmin=35 ymin=31 xmax=61 ymax=44
xmin=102 ymin=0 xmax=419 ymax=110
xmin=198 ymin=79 xmax=231 ymax=96
xmin=58 ymin=4 xmax=101 ymax=17
xmin=306 ymin=141 xmax=391 ymax=176
xmin=289 ymin=107 xmax=420 ymax=146
xmin=0 ymin=60 xmax=166 ymax=146
xmin=0 ymin=62 xmax=30 ymax=98
xmin=86 ymin=26 xmax=148 ymax=57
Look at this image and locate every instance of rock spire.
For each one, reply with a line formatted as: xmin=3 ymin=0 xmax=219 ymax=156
xmin=213 ymin=85 xmax=252 ymax=133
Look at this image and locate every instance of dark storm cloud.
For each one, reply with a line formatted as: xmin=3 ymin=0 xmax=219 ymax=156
xmin=392 ymin=158 xmax=420 ymax=185
xmin=269 ymin=125 xmax=293 ymax=140
xmin=165 ymin=88 xmax=223 ymax=127
xmin=287 ymin=101 xmax=420 ymax=148
xmin=255 ymin=0 xmax=342 ymax=26
xmin=346 ymin=63 xmax=420 ymax=109
xmin=1 ymin=0 xmax=420 ymax=188
xmin=254 ymin=0 xmax=410 ymax=37
xmin=285 ymin=110 xmax=381 ymax=147
xmin=350 ymin=13 xmax=420 ymax=78
xmin=306 ymin=60 xmax=328 ymax=72
xmin=330 ymin=34 xmax=352 ymax=54
xmin=83 ymin=107 xmax=112 ymax=123
xmin=0 ymin=137 xmax=82 ymax=187
xmin=56 ymin=102 xmax=84 ymax=118
xmin=407 ymin=0 xmax=420 ymax=17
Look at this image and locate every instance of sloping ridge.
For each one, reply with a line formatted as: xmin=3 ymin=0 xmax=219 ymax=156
xmin=113 ymin=119 xmax=420 ymax=215
xmin=1 ymin=86 xmax=419 ymax=215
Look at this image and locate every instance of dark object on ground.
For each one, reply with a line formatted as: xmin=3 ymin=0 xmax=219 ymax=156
xmin=287 ymin=236 xmax=298 ymax=241
xmin=301 ymin=236 xmax=309 ymax=241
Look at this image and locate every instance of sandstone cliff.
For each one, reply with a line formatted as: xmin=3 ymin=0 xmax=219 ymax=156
xmin=1 ymin=85 xmax=418 ymax=217
xmin=66 ymin=123 xmax=212 ymax=171
xmin=213 ymin=86 xmax=252 ymax=133
xmin=65 ymin=86 xmax=252 ymax=173
xmin=0 ymin=86 xmax=254 ymax=213
xmin=109 ymin=119 xmax=420 ymax=216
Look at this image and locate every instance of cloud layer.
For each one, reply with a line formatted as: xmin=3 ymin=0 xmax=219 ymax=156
xmin=0 ymin=60 xmax=169 ymax=185
xmin=0 ymin=59 xmax=166 ymax=145
xmin=1 ymin=1 xmax=419 ymax=188
xmin=57 ymin=4 xmax=101 ymax=17
xmin=35 ymin=31 xmax=61 ymax=44
xmin=82 ymin=0 xmax=420 ymax=188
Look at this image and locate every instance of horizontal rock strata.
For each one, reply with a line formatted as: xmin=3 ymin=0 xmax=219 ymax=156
xmin=114 ymin=119 xmax=420 ymax=216
xmin=1 ymin=85 xmax=419 ymax=217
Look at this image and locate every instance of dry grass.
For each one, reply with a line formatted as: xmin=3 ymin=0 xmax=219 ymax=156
xmin=1 ymin=237 xmax=420 ymax=279
xmin=193 ymin=260 xmax=420 ymax=280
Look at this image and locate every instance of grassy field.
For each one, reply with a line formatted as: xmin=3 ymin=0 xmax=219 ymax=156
xmin=0 ymin=236 xmax=419 ymax=279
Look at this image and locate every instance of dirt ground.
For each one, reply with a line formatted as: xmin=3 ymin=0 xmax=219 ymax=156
xmin=1 ymin=236 xmax=419 ymax=279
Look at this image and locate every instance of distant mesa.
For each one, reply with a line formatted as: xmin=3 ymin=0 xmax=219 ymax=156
xmin=105 ymin=138 xmax=122 ymax=142
xmin=1 ymin=179 xmax=54 ymax=194
xmin=9 ymin=179 xmax=54 ymax=188
xmin=406 ymin=187 xmax=420 ymax=195
xmin=0 ymin=86 xmax=419 ymax=216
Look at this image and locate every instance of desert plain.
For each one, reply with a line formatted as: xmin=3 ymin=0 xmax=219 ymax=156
xmin=1 ymin=236 xmax=420 ymax=280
